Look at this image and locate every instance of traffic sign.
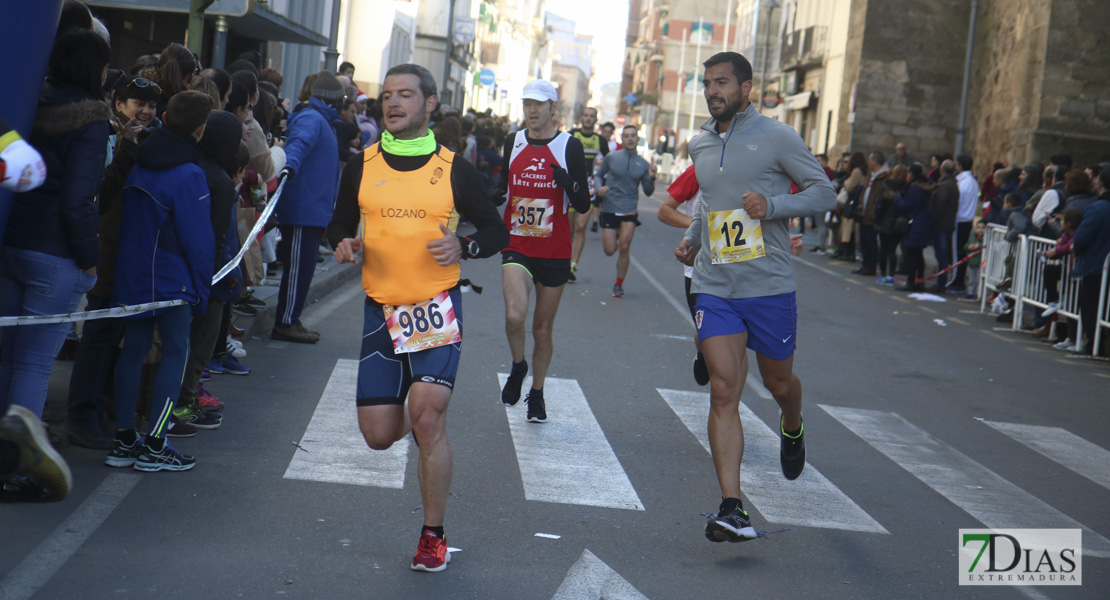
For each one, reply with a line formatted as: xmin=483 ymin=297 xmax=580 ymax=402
xmin=615 ymin=114 xmax=627 ymax=126
xmin=479 ymin=69 xmax=496 ymax=86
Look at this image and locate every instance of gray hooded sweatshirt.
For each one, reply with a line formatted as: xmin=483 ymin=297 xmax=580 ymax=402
xmin=683 ymin=103 xmax=836 ymax=299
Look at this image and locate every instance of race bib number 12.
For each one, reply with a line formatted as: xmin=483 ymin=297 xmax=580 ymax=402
xmin=510 ymin=197 xmax=554 ymax=237
xmin=383 ymin=291 xmax=462 ymax=354
xmin=708 ymin=209 xmax=766 ymax=264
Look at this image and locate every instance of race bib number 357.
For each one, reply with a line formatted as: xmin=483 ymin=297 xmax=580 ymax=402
xmin=383 ymin=291 xmax=462 ymax=354
xmin=510 ymin=197 xmax=554 ymax=237
xmin=708 ymin=209 xmax=766 ymax=264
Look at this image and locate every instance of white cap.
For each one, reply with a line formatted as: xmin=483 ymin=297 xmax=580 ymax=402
xmin=521 ymin=79 xmax=558 ymax=102
xmin=356 ymin=93 xmax=369 ymax=102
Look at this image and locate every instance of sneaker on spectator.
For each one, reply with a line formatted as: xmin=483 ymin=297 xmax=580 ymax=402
xmin=173 ymin=401 xmax=222 ymax=430
xmin=0 ymin=406 xmax=72 ymax=500
xmin=1041 ymin=301 xmax=1061 ymax=318
xmin=272 ymin=322 xmax=320 ymax=344
xmin=227 ymin=340 xmax=247 ymax=358
xmin=232 ymin=301 xmax=258 ymax=317
xmin=199 ymin=368 xmax=211 ymax=383
xmin=206 ymin=358 xmax=226 ymax=375
xmin=165 ymin=416 xmax=197 ymax=438
xmin=1052 ymin=338 xmax=1075 ymax=352
xmin=133 ymin=438 xmax=195 ymax=472
xmin=104 ymin=433 xmax=142 ymax=468
xmin=229 ymin=323 xmax=246 ymax=338
xmin=62 ymin=419 xmax=112 ymax=450
xmin=196 ymin=384 xmax=224 ymax=412
xmin=220 ymin=354 xmax=250 ymax=376
xmin=241 ymin=289 xmax=265 ymax=308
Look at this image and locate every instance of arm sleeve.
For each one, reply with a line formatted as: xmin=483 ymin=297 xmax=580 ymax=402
xmin=764 ymin=126 xmax=837 ymax=220
xmin=177 ymin=172 xmax=216 ymax=311
xmin=100 ymin=137 xmax=139 ymax=215
xmin=563 ymin=138 xmax=592 ymax=213
xmin=598 ymin=137 xmax=609 ymax=157
xmin=451 ymin=156 xmax=509 ymax=257
xmin=281 ymin=112 xmax=314 ymax=174
xmin=640 ymin=158 xmax=655 ymax=196
xmin=1031 ymin=191 xmax=1059 ymax=228
xmin=593 ymin=153 xmax=610 ymax=196
xmin=492 ymin=136 xmax=513 ymax=202
xmin=667 ymin=164 xmax=699 ymax=203
xmin=326 ymin=152 xmax=364 ymax=248
xmin=61 ymin=122 xmax=108 ymax=270
xmin=208 ymin=174 xmax=236 ymax=266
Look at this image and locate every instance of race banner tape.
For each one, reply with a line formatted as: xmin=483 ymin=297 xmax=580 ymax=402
xmin=0 ymin=176 xmax=289 ymax=327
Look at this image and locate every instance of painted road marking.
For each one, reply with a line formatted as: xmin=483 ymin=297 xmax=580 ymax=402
xmin=0 ymin=474 xmax=141 ymax=600
xmin=985 ymin=421 xmax=1110 ymax=493
xmin=821 ymin=405 xmax=1110 ymax=557
xmin=794 ymin=257 xmax=843 ymax=278
xmin=499 ymin=374 xmax=643 ymax=511
xmin=284 ymin=359 xmax=410 ymax=488
xmin=947 ymin=317 xmax=968 ymax=325
xmin=552 ymin=549 xmax=649 ymax=600
xmin=982 ymin=331 xmax=1017 ymax=343
xmin=890 ymin=295 xmax=910 ymax=303
xmin=658 ymin=389 xmax=887 ymax=534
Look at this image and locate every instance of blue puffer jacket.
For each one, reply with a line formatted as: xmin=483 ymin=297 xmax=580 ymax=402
xmin=4 ymin=79 xmax=110 ymax=269
xmin=1072 ymin=196 xmax=1110 ymax=279
xmin=897 ymin=182 xmax=933 ymax=249
xmin=277 ymin=97 xmax=340 ymax=227
xmin=114 ymin=128 xmax=214 ymax=317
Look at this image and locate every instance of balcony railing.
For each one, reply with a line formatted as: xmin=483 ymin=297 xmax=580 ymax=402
xmin=779 ymin=26 xmax=827 ymax=70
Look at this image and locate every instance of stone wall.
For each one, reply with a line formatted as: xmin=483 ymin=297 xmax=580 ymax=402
xmin=840 ymin=0 xmax=970 ymax=161
xmin=965 ymin=0 xmax=1050 ymax=172
xmin=1025 ymin=0 xmax=1110 ymax=167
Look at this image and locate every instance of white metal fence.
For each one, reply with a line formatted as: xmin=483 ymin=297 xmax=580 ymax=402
xmin=978 ymin=224 xmax=1110 ymax=357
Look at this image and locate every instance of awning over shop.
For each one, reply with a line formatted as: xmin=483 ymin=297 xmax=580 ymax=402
xmin=87 ymin=0 xmax=326 ymax=46
xmin=783 ymin=91 xmax=813 ymax=111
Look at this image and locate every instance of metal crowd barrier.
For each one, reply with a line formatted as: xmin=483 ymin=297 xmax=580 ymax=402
xmin=977 ymin=223 xmax=1110 ymax=357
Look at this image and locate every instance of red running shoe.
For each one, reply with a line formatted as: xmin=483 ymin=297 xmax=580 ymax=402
xmin=410 ymin=531 xmax=450 ymax=572
xmin=196 ymin=384 xmax=224 ymax=412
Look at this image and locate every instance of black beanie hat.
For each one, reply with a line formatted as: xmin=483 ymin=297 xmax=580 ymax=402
xmin=311 ymin=71 xmax=345 ymax=102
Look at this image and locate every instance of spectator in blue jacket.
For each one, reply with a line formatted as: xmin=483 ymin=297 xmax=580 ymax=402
xmin=895 ymin=164 xmax=934 ymax=292
xmin=108 ymin=90 xmax=214 ymax=473
xmin=1071 ymin=170 xmax=1110 ymax=355
xmin=271 ymin=71 xmax=343 ymax=344
xmin=0 ymin=29 xmax=109 ymax=420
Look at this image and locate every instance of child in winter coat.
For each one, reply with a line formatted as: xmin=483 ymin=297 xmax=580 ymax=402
xmin=962 ymin=219 xmax=986 ymax=300
xmin=107 ymin=91 xmax=214 ymax=472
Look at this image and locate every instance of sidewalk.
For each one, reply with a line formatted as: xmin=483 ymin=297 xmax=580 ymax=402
xmin=41 ymin=255 xmax=360 ymax=427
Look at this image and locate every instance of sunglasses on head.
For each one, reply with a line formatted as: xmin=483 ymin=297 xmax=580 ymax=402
xmin=128 ymin=77 xmax=162 ymax=94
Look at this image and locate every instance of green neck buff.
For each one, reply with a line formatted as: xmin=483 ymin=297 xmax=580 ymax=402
xmin=381 ymin=129 xmax=436 ymax=156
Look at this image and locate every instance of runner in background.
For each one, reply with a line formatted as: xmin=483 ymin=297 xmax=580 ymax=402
xmin=494 ymin=79 xmax=591 ymax=423
xmin=568 ymin=107 xmax=608 ymax=281
xmin=594 ymin=125 xmax=656 ymax=297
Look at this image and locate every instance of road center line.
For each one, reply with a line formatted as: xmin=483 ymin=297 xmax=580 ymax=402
xmin=0 ymin=473 xmax=141 ymax=600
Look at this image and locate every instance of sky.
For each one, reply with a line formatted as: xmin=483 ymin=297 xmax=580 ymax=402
xmin=547 ymin=0 xmax=630 ymax=85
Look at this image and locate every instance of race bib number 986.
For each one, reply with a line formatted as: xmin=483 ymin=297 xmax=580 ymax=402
xmin=510 ymin=197 xmax=554 ymax=237
xmin=708 ymin=209 xmax=766 ymax=264
xmin=383 ymin=291 xmax=461 ymax=354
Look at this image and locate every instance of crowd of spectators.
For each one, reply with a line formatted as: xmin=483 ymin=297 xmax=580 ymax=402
xmin=808 ymin=142 xmax=1110 ymax=357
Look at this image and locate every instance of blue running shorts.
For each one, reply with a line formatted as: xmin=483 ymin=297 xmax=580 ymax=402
xmin=356 ymin=288 xmax=463 ymax=406
xmin=694 ymin=292 xmax=797 ymax=360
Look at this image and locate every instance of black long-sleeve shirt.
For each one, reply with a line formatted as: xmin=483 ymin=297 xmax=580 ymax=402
xmin=327 ymin=145 xmax=509 ymax=259
xmin=494 ymin=131 xmax=592 ymax=214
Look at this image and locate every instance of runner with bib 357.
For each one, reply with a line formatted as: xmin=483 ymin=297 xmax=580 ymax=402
xmin=673 ymin=52 xmax=836 ymax=543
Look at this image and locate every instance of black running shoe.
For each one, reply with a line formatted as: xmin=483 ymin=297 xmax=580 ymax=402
xmin=705 ymin=504 xmax=757 ymax=543
xmin=525 ymin=391 xmax=547 ymax=423
xmin=780 ymin=416 xmax=806 ymax=481
xmin=501 ymin=361 xmax=528 ymax=406
xmin=692 ymin=352 xmax=709 ymax=386
xmin=134 ymin=439 xmax=196 ymax=472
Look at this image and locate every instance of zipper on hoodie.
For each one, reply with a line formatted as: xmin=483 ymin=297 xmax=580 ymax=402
xmin=702 ymin=114 xmax=739 ymax=172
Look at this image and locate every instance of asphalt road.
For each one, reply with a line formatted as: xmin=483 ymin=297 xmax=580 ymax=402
xmin=2 ymin=192 xmax=1107 ymax=600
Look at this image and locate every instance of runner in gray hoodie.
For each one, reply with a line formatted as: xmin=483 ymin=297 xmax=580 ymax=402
xmin=674 ymin=52 xmax=836 ymax=543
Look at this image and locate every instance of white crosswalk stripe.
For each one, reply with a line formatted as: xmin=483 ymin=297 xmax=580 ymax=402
xmin=284 ymin=359 xmax=410 ymax=488
xmin=658 ymin=388 xmax=888 ymax=534
xmin=984 ymin=420 xmax=1110 ymax=493
xmin=821 ymin=405 xmax=1110 ymax=558
xmin=498 ymin=374 xmax=643 ymax=511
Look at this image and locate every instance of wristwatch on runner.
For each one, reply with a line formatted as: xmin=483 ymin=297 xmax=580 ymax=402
xmin=463 ymin=237 xmax=479 ymax=259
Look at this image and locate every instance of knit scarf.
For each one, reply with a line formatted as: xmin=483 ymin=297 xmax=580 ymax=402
xmin=381 ymin=129 xmax=436 ymax=156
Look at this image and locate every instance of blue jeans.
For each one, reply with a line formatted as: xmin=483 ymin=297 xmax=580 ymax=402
xmin=0 ymin=247 xmax=96 ymax=417
xmin=931 ymin=230 xmax=951 ymax=288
